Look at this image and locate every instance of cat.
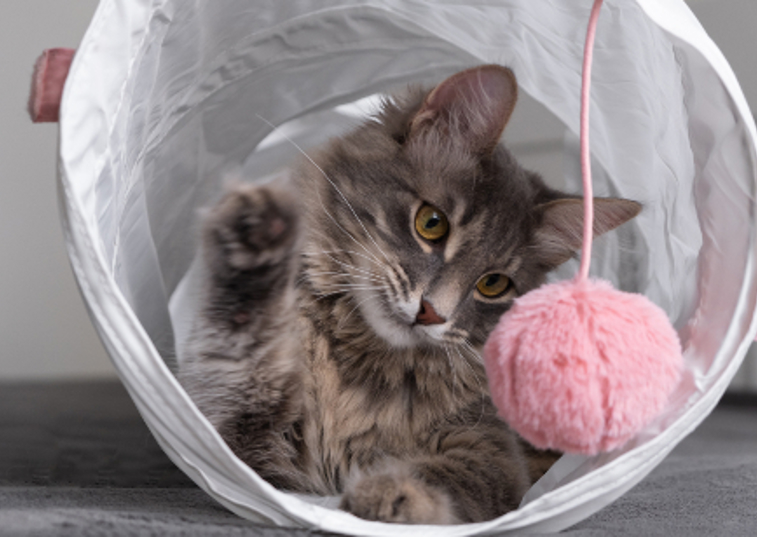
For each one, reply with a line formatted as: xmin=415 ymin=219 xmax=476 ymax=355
xmin=178 ymin=65 xmax=641 ymax=524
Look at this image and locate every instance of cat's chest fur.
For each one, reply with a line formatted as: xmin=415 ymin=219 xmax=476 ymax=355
xmin=296 ymin=288 xmax=488 ymax=493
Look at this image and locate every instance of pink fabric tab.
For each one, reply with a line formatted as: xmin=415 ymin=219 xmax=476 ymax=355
xmin=28 ymin=48 xmax=76 ymax=123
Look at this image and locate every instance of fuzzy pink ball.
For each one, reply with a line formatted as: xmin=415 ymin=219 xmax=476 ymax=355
xmin=483 ymin=278 xmax=683 ymax=455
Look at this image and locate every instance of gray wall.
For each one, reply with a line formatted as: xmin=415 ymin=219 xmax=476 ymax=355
xmin=1 ymin=0 xmax=756 ymax=384
xmin=0 ymin=0 xmax=110 ymax=379
xmin=691 ymin=0 xmax=757 ymax=390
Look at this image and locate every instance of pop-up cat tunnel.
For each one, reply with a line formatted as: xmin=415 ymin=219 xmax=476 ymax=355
xmin=57 ymin=0 xmax=757 ymax=534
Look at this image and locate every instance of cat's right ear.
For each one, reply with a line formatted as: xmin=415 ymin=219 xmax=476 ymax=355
xmin=532 ymin=198 xmax=642 ymax=268
xmin=408 ymin=65 xmax=518 ymax=155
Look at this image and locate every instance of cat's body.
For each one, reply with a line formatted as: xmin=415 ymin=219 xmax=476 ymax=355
xmin=179 ymin=65 xmax=640 ymax=524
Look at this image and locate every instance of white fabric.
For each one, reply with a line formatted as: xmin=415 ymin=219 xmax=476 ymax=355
xmin=58 ymin=0 xmax=757 ymax=534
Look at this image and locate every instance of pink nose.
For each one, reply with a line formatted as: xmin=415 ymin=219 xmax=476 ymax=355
xmin=415 ymin=299 xmax=446 ymax=325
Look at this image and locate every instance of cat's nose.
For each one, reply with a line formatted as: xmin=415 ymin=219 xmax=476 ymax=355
xmin=415 ymin=298 xmax=446 ymax=325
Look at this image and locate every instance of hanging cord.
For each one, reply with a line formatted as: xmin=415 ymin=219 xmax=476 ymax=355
xmin=577 ymin=0 xmax=604 ymax=282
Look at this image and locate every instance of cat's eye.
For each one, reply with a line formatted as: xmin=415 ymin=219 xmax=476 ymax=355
xmin=476 ymin=273 xmax=511 ymax=298
xmin=415 ymin=204 xmax=449 ymax=242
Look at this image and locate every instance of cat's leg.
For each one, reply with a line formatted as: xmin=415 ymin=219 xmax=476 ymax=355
xmin=340 ymin=412 xmax=532 ymax=524
xmin=179 ymin=183 xmax=310 ymax=491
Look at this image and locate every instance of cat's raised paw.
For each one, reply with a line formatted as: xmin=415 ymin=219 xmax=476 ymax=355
xmin=340 ymin=470 xmax=458 ymax=525
xmin=203 ymin=184 xmax=299 ymax=271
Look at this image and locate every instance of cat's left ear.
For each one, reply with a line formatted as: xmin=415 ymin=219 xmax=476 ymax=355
xmin=532 ymin=198 xmax=642 ymax=268
xmin=409 ymin=65 xmax=518 ymax=155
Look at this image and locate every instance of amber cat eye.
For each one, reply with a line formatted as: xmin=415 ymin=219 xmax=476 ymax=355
xmin=476 ymin=273 xmax=511 ymax=298
xmin=415 ymin=204 xmax=449 ymax=241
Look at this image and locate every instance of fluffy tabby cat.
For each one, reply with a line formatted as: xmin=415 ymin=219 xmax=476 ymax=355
xmin=178 ymin=65 xmax=641 ymax=524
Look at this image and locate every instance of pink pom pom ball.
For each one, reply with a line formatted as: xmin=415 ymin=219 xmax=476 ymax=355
xmin=483 ymin=278 xmax=683 ymax=455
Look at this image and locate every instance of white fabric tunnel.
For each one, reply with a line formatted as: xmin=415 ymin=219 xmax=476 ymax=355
xmin=58 ymin=0 xmax=757 ymax=534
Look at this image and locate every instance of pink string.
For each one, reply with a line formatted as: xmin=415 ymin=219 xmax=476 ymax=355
xmin=577 ymin=0 xmax=604 ymax=282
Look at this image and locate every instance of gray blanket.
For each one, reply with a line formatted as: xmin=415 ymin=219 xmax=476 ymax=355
xmin=1 ymin=382 xmax=755 ymax=536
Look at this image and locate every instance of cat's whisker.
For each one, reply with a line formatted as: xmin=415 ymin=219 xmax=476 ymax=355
xmin=319 ymin=248 xmax=388 ymax=270
xmin=454 ymin=345 xmax=486 ymax=431
xmin=443 ymin=343 xmax=459 ymax=409
xmin=318 ymin=283 xmax=385 ymax=291
xmin=317 ymin=252 xmax=386 ymax=282
xmin=313 ymin=289 xmax=384 ymax=301
xmin=297 ymin=201 xmax=383 ymax=270
xmin=307 ymin=222 xmax=385 ymax=268
xmin=310 ymin=285 xmax=384 ymax=302
xmin=327 ymin=259 xmax=385 ymax=282
xmin=312 ymin=290 xmax=377 ymax=304
xmin=312 ymin=290 xmax=346 ymax=302
xmin=256 ymin=114 xmax=393 ymax=265
xmin=446 ymin=327 xmax=468 ymax=339
xmin=312 ymin=289 xmax=384 ymax=302
xmin=443 ymin=338 xmax=467 ymax=349
xmin=460 ymin=339 xmax=484 ymax=364
xmin=305 ymin=270 xmax=384 ymax=285
xmin=304 ymin=248 xmax=389 ymax=287
xmin=338 ymin=293 xmax=379 ymax=330
xmin=443 ymin=333 xmax=468 ymax=345
xmin=320 ymin=200 xmax=386 ymax=265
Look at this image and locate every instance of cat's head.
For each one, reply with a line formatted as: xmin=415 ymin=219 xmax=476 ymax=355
xmin=296 ymin=65 xmax=640 ymax=349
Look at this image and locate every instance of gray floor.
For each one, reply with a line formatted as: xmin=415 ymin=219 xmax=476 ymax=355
xmin=1 ymin=382 xmax=755 ymax=536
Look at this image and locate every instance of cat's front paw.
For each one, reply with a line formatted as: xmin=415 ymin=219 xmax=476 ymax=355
xmin=340 ymin=469 xmax=459 ymax=525
xmin=203 ymin=184 xmax=299 ymax=271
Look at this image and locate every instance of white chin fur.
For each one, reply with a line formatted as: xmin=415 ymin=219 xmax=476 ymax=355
xmin=357 ymin=292 xmax=419 ymax=348
xmin=355 ymin=289 xmax=445 ymax=349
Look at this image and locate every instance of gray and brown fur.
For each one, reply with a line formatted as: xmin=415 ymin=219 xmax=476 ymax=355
xmin=179 ymin=65 xmax=641 ymax=524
